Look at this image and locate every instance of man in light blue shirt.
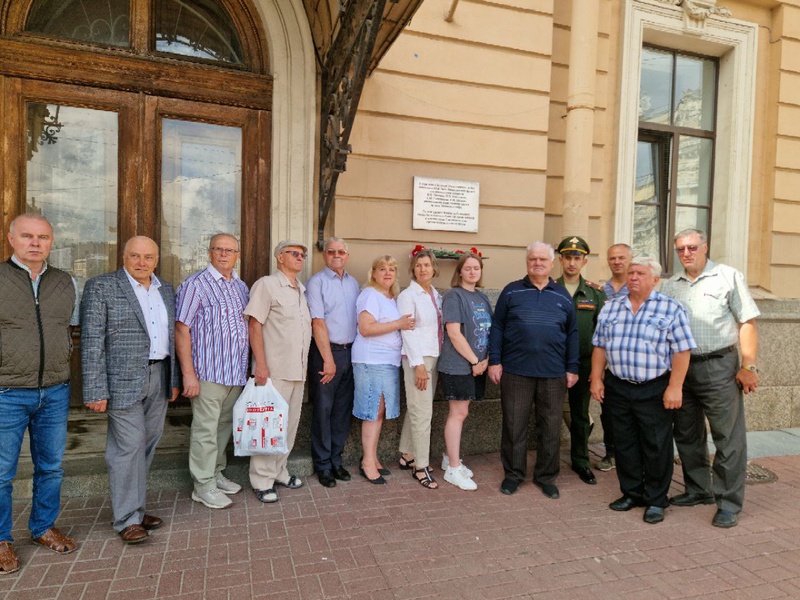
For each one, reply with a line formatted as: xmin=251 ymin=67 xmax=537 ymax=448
xmin=305 ymin=237 xmax=360 ymax=488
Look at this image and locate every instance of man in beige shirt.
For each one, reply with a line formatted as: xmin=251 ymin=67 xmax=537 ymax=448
xmin=245 ymin=240 xmax=312 ymax=503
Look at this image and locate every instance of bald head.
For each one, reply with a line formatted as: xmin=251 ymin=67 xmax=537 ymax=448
xmin=123 ymin=236 xmax=160 ymax=286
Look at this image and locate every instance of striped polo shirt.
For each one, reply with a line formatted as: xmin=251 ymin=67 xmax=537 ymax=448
xmin=176 ymin=265 xmax=250 ymax=386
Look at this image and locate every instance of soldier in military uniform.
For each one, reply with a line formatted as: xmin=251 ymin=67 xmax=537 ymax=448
xmin=556 ymin=236 xmax=606 ymax=485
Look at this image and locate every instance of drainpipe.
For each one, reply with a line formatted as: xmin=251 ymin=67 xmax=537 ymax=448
xmin=445 ymin=0 xmax=460 ymax=22
xmin=562 ymin=0 xmax=599 ymax=241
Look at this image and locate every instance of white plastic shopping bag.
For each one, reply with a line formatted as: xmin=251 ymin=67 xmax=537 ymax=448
xmin=232 ymin=378 xmax=289 ymax=456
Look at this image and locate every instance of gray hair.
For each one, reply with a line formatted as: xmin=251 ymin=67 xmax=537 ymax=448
xmin=208 ymin=233 xmax=239 ymax=250
xmin=630 ymin=256 xmax=662 ymax=278
xmin=674 ymin=228 xmax=707 ymax=244
xmin=9 ymin=213 xmax=52 ymax=235
xmin=322 ymin=236 xmax=348 ymax=252
xmin=607 ymin=243 xmax=632 ymax=254
xmin=526 ymin=241 xmax=555 ymax=260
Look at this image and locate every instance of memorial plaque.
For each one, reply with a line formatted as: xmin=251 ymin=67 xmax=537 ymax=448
xmin=413 ymin=176 xmax=479 ymax=233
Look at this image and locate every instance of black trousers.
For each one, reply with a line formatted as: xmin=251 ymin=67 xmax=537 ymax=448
xmin=567 ymin=361 xmax=592 ymax=468
xmin=309 ymin=341 xmax=354 ymax=472
xmin=605 ymin=371 xmax=673 ymax=508
xmin=500 ymin=372 xmax=565 ymax=485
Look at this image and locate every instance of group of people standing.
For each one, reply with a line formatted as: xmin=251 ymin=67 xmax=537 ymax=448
xmin=0 ymin=213 xmax=760 ymax=576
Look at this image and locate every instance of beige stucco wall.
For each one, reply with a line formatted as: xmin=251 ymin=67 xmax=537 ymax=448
xmin=327 ymin=0 xmax=556 ymax=289
xmin=317 ymin=0 xmax=800 ymax=298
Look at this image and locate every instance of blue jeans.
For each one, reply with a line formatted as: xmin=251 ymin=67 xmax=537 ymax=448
xmin=0 ymin=383 xmax=70 ymax=542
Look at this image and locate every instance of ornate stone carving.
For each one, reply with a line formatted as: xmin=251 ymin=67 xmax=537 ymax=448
xmin=652 ymin=0 xmax=731 ymax=20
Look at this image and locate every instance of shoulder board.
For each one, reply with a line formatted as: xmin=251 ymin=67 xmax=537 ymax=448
xmin=585 ymin=280 xmax=603 ymax=290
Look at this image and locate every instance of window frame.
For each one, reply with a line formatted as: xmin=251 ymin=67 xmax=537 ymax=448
xmin=636 ymin=45 xmax=719 ymax=273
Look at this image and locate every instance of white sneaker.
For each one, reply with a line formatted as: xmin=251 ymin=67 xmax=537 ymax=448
xmin=444 ymin=466 xmax=477 ymax=491
xmin=442 ymin=454 xmax=473 ymax=478
xmin=192 ymin=488 xmax=233 ymax=509
xmin=215 ymin=474 xmax=242 ymax=495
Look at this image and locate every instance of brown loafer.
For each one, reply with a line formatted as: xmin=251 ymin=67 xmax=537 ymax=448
xmin=31 ymin=527 xmax=77 ymax=554
xmin=0 ymin=542 xmax=20 ymax=575
xmin=119 ymin=524 xmax=148 ymax=544
xmin=141 ymin=515 xmax=163 ymax=531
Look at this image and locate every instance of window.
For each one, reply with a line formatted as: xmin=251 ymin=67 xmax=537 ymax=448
xmin=634 ymin=47 xmax=717 ymax=272
xmin=24 ymin=0 xmax=244 ymax=65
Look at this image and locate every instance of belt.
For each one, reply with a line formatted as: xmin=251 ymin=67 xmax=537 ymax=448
xmin=329 ymin=342 xmax=352 ymax=350
xmin=148 ymin=358 xmax=166 ymax=365
xmin=691 ymin=345 xmax=736 ymax=362
xmin=610 ymin=370 xmax=669 ymax=385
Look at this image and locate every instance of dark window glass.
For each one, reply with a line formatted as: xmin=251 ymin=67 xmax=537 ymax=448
xmin=26 ymin=0 xmax=131 ymax=47
xmin=155 ymin=0 xmax=244 ymax=64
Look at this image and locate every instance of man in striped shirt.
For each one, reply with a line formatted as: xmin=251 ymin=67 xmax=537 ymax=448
xmin=590 ymin=257 xmax=696 ymax=524
xmin=176 ymin=234 xmax=250 ymax=510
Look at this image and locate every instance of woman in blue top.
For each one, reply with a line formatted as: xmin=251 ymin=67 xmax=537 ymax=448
xmin=352 ymin=255 xmax=414 ymax=484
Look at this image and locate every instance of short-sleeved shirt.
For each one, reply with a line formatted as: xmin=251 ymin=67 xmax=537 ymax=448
xmin=592 ymin=290 xmax=697 ymax=382
xmin=488 ymin=277 xmax=580 ymax=377
xmin=244 ymin=270 xmax=311 ymax=381
xmin=438 ymin=286 xmax=493 ymax=376
xmin=305 ymin=267 xmax=360 ymax=345
xmin=660 ymin=260 xmax=760 ymax=355
xmin=175 ymin=265 xmax=250 ymax=386
xmin=351 ymin=287 xmax=402 ymax=366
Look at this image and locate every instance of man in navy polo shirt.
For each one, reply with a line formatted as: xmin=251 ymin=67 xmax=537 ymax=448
xmin=488 ymin=241 xmax=579 ymax=499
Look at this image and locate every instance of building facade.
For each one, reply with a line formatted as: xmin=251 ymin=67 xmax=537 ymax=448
xmin=1 ymin=0 xmax=799 ymax=427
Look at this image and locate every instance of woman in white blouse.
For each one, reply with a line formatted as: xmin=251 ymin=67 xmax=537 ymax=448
xmin=397 ymin=249 xmax=442 ymax=489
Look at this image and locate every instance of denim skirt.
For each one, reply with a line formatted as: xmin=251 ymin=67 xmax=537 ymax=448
xmin=352 ymin=363 xmax=400 ymax=421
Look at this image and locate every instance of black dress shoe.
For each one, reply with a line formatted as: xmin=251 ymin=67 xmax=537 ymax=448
xmin=534 ymin=481 xmax=560 ymax=499
xmin=669 ymin=492 xmax=714 ymax=507
xmin=643 ymin=506 xmax=665 ymax=524
xmin=712 ymin=509 xmax=738 ymax=528
xmin=572 ymin=466 xmax=597 ymax=485
xmin=333 ymin=465 xmax=351 ymax=481
xmin=317 ymin=470 xmax=336 ymax=488
xmin=500 ymin=478 xmax=519 ymax=495
xmin=359 ymin=466 xmax=386 ymax=485
xmin=609 ymin=496 xmax=644 ymax=512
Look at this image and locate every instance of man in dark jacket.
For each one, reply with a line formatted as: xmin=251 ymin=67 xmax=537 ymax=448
xmin=0 ymin=214 xmax=78 ymax=575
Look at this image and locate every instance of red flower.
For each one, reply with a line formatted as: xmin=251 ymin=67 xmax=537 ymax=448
xmin=455 ymin=250 xmax=464 ymax=254
xmin=410 ymin=244 xmax=426 ymax=258
xmin=470 ymin=247 xmax=482 ymax=257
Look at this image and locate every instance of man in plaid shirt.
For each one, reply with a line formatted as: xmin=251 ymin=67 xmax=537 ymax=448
xmin=590 ymin=257 xmax=696 ymax=524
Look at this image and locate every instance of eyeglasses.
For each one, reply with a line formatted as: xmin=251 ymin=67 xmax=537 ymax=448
xmin=283 ymin=250 xmax=307 ymax=259
xmin=675 ymin=245 xmax=700 ymax=254
xmin=210 ymin=247 xmax=239 ymax=256
xmin=325 ymin=249 xmax=348 ymax=256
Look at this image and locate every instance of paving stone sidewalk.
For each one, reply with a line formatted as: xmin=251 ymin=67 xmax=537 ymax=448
xmin=2 ymin=447 xmax=799 ymax=600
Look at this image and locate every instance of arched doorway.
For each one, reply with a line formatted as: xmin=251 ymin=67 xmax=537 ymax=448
xmin=1 ymin=0 xmax=273 ymax=286
xmin=0 ymin=0 xmax=274 ymax=403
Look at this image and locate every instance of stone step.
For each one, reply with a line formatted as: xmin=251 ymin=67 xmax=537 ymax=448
xmin=13 ymin=396 xmax=605 ymax=499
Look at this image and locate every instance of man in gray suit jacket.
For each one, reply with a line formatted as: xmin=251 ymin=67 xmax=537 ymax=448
xmin=81 ymin=236 xmax=179 ymax=544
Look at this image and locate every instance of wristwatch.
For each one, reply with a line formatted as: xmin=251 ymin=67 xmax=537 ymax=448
xmin=470 ymin=360 xmax=479 ymax=366
xmin=743 ymin=364 xmax=759 ymax=373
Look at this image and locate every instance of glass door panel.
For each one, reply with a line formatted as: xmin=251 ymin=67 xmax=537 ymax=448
xmin=25 ymin=103 xmax=119 ymax=292
xmin=160 ymin=119 xmax=242 ymax=284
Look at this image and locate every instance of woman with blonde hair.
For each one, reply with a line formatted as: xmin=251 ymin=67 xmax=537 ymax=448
xmin=352 ymin=256 xmax=414 ymax=483
xmin=438 ymin=252 xmax=492 ymax=490
xmin=397 ymin=249 xmax=442 ymax=489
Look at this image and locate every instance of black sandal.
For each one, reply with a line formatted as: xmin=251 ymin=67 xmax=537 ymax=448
xmin=412 ymin=467 xmax=438 ymax=489
xmin=399 ymin=455 xmax=415 ymax=470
